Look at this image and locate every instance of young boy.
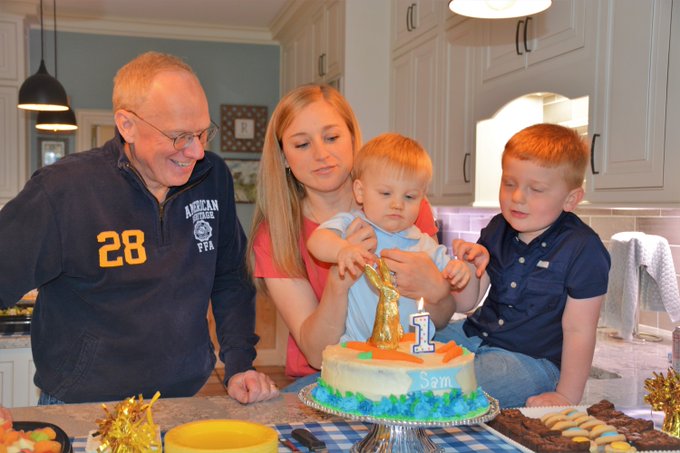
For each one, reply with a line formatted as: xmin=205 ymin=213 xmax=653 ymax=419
xmin=437 ymin=123 xmax=611 ymax=408
xmin=307 ymin=133 xmax=476 ymax=343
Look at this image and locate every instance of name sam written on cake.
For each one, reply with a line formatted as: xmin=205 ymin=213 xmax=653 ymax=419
xmin=408 ymin=369 xmax=461 ymax=392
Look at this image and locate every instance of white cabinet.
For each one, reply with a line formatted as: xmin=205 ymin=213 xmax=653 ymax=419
xmin=391 ymin=34 xmax=440 ymax=199
xmin=393 ymin=0 xmax=441 ymax=50
xmin=278 ymin=0 xmax=344 ymax=94
xmin=437 ymin=19 xmax=476 ymax=202
xmin=0 ymin=347 xmax=40 ymax=408
xmin=480 ymin=0 xmax=588 ymax=83
xmin=586 ymin=0 xmax=677 ymax=204
xmin=280 ymin=25 xmax=313 ymax=95
xmin=312 ymin=0 xmax=344 ymax=83
xmin=0 ymin=16 xmax=27 ymax=205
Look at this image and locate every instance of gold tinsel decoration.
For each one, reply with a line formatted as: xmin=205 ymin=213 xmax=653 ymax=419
xmin=643 ymin=368 xmax=680 ymax=438
xmin=95 ymin=391 xmax=161 ymax=452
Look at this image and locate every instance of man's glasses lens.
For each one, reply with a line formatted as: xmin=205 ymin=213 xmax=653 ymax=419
xmin=173 ymin=123 xmax=219 ymax=150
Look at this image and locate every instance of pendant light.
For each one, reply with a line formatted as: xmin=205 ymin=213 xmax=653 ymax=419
xmin=18 ymin=0 xmax=69 ymax=111
xmin=448 ymin=0 xmax=551 ymax=19
xmin=36 ymin=0 xmax=77 ymax=131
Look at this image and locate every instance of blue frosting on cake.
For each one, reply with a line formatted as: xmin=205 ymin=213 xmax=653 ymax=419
xmin=311 ymin=379 xmax=489 ymax=422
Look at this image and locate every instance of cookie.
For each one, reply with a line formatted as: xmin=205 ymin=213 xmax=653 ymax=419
xmin=561 ymin=427 xmax=590 ymax=438
xmin=595 ymin=432 xmax=627 ymax=446
xmin=589 ymin=424 xmax=619 ymax=439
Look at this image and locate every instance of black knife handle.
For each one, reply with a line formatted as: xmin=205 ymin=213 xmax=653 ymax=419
xmin=291 ymin=428 xmax=326 ymax=451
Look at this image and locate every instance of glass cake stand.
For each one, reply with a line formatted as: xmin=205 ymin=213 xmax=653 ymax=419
xmin=299 ymin=384 xmax=500 ymax=453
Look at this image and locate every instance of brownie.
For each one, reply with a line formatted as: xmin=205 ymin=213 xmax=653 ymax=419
xmin=608 ymin=415 xmax=654 ymax=434
xmin=522 ymin=417 xmax=560 ymax=437
xmin=633 ymin=428 xmax=680 ymax=451
xmin=587 ymin=399 xmax=616 ymax=417
xmin=530 ymin=435 xmax=590 ymax=452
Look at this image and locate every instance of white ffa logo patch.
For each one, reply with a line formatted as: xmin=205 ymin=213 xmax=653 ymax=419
xmin=185 ymin=199 xmax=218 ymax=253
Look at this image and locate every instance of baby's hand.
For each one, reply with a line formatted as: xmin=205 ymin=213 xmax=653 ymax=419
xmin=452 ymin=239 xmax=490 ymax=278
xmin=442 ymin=259 xmax=471 ymax=291
xmin=337 ymin=245 xmax=376 ymax=278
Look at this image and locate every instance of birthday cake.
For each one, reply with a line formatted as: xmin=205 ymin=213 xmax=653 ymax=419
xmin=310 ymin=338 xmax=489 ymax=422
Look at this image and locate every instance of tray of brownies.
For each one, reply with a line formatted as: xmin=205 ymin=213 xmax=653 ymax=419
xmin=482 ymin=399 xmax=680 ymax=452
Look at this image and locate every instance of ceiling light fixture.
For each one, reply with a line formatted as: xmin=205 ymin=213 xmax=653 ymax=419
xmin=17 ymin=0 xmax=69 ymax=111
xmin=35 ymin=0 xmax=77 ymax=131
xmin=448 ymin=0 xmax=552 ymax=19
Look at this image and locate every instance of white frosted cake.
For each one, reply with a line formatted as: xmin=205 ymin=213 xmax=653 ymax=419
xmin=311 ymin=340 xmax=489 ymax=422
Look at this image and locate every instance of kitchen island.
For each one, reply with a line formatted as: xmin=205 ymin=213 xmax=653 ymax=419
xmin=0 ymin=332 xmax=39 ymax=407
xmin=9 ymin=393 xmax=334 ymax=437
xmin=8 ymin=393 xmax=523 ymax=452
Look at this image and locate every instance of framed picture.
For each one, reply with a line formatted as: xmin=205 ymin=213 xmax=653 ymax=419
xmin=39 ymin=137 xmax=68 ymax=167
xmin=225 ymin=159 xmax=259 ymax=203
xmin=220 ymin=105 xmax=268 ymax=153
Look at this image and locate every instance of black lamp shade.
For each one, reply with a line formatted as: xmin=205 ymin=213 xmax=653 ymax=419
xmin=18 ymin=60 xmax=69 ymax=111
xmin=36 ymin=106 xmax=78 ymax=131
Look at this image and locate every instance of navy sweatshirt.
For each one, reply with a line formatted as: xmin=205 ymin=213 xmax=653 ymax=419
xmin=0 ymin=133 xmax=257 ymax=403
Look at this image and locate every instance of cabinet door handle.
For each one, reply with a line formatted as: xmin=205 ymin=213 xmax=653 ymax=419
xmin=524 ymin=16 xmax=532 ymax=53
xmin=590 ymin=133 xmax=600 ymax=175
xmin=515 ymin=19 xmax=524 ymax=55
xmin=463 ymin=152 xmax=471 ymax=183
xmin=406 ymin=5 xmax=413 ymax=31
xmin=321 ymin=53 xmax=326 ymax=76
xmin=318 ymin=55 xmax=323 ymax=77
xmin=410 ymin=3 xmax=417 ymax=31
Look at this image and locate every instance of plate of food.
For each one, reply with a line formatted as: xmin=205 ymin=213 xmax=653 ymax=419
xmin=481 ymin=400 xmax=680 ymax=452
xmin=2 ymin=421 xmax=72 ymax=453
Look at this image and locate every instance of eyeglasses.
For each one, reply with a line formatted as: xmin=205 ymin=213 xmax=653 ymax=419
xmin=128 ymin=110 xmax=218 ymax=151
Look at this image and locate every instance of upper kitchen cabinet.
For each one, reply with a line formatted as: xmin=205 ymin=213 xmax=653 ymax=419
xmin=277 ymin=1 xmax=344 ymax=94
xmin=393 ymin=0 xmax=442 ymax=50
xmin=391 ymin=34 xmax=440 ymax=200
xmin=475 ymin=0 xmax=598 ymax=122
xmin=391 ymin=12 xmax=478 ymax=205
xmin=586 ymin=0 xmax=679 ymax=204
xmin=480 ymin=0 xmax=588 ymax=82
xmin=437 ymin=18 xmax=477 ymax=203
xmin=280 ymin=26 xmax=313 ymax=95
xmin=0 ymin=15 xmax=27 ymax=205
xmin=312 ymin=0 xmax=344 ymax=83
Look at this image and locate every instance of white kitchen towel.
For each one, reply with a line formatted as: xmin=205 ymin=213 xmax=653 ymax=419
xmin=602 ymin=232 xmax=680 ymax=339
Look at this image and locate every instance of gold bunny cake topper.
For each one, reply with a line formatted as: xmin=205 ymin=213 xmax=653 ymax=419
xmin=364 ymin=258 xmax=402 ymax=350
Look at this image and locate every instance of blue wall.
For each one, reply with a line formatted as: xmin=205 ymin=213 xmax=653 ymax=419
xmin=29 ymin=30 xmax=280 ymax=231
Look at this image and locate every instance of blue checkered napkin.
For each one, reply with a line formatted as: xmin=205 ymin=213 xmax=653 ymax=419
xmin=70 ymin=421 xmax=521 ymax=452
xmin=274 ymin=421 xmax=521 ymax=452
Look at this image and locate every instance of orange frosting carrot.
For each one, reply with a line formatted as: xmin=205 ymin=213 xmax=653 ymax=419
xmin=442 ymin=345 xmax=464 ymax=363
xmin=344 ymin=341 xmax=374 ymax=352
xmin=400 ymin=332 xmax=416 ymax=342
xmin=436 ymin=341 xmax=458 ymax=354
xmin=344 ymin=340 xmax=424 ymax=363
xmin=370 ymin=349 xmax=424 ymax=364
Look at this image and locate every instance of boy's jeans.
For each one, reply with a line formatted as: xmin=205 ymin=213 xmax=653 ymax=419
xmin=281 ymin=371 xmax=320 ymax=394
xmin=434 ymin=320 xmax=560 ymax=408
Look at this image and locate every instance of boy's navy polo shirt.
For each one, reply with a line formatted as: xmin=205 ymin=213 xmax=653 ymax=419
xmin=463 ymin=211 xmax=611 ymax=368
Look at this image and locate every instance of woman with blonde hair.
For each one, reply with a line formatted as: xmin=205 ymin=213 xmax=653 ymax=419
xmin=248 ymin=84 xmax=455 ymax=390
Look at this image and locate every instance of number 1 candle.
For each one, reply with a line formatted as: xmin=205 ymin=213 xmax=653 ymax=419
xmin=409 ymin=297 xmax=435 ymax=354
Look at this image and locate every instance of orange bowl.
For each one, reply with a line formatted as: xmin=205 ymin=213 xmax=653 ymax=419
xmin=164 ymin=420 xmax=277 ymax=453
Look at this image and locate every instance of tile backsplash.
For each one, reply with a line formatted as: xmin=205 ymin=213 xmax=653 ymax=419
xmin=434 ymin=205 xmax=680 ymax=333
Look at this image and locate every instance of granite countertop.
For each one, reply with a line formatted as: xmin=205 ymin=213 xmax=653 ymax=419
xmin=9 ymin=394 xmax=336 ymax=437
xmin=0 ymin=332 xmax=31 ymax=349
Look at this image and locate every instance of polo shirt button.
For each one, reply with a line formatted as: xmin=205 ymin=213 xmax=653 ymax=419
xmin=518 ymin=257 xmax=525 ymax=264
xmin=498 ymin=319 xmax=505 ymax=326
xmin=510 ymin=281 xmax=517 ymax=288
xmin=541 ymin=242 xmax=547 ymax=247
xmin=482 ymin=332 xmax=489 ymax=337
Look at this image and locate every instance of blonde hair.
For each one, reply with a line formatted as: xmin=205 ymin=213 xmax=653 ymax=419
xmin=353 ymin=133 xmax=432 ymax=184
xmin=502 ymin=123 xmax=589 ymax=189
xmin=247 ymin=84 xmax=362 ymax=291
xmin=112 ymin=51 xmax=196 ymax=112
